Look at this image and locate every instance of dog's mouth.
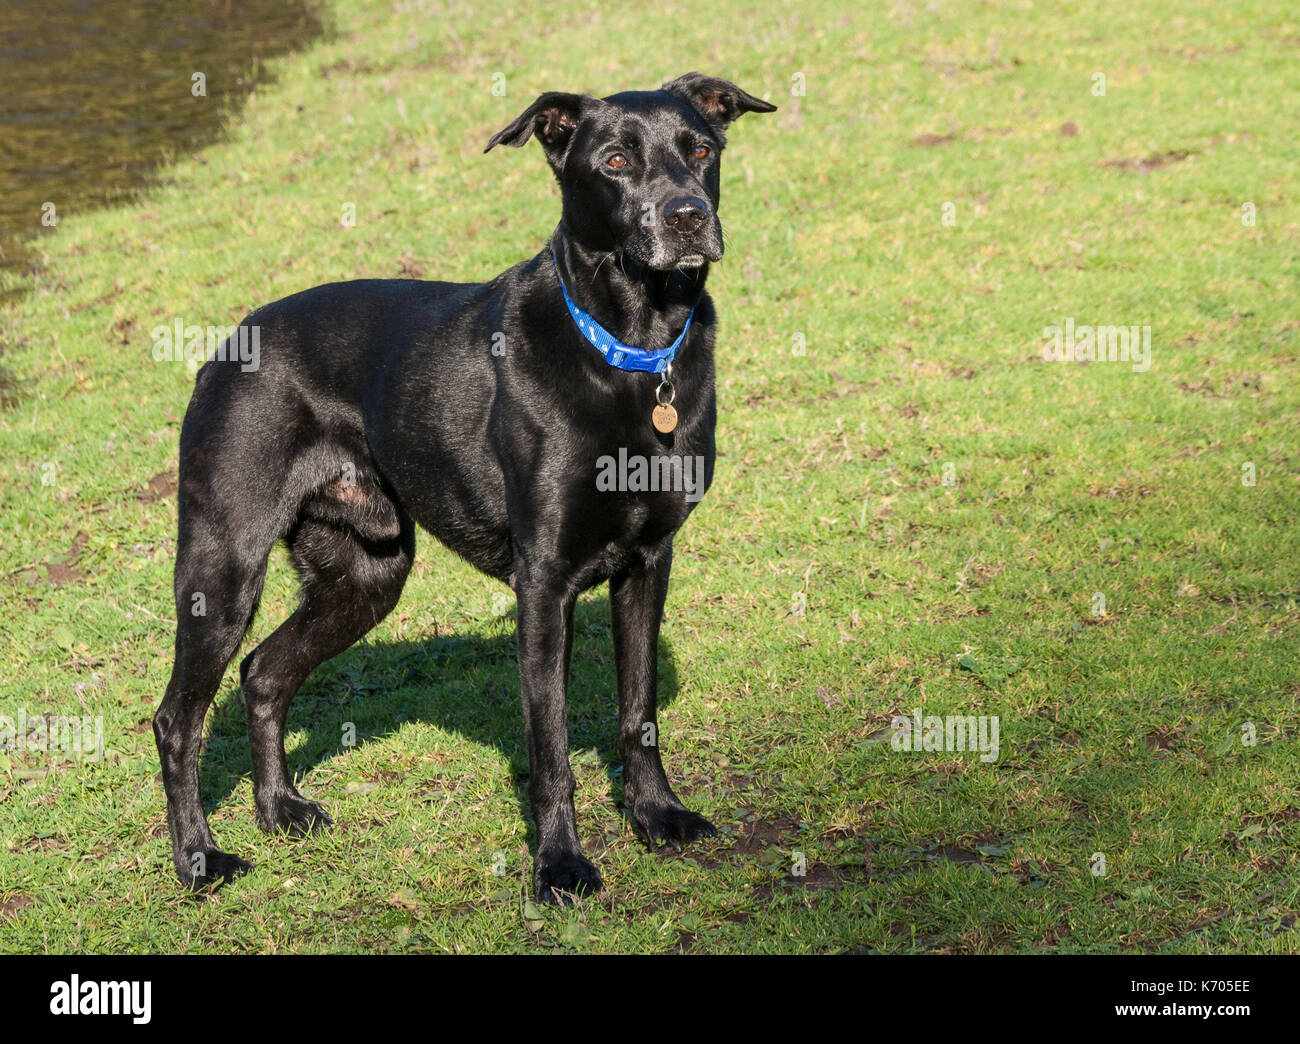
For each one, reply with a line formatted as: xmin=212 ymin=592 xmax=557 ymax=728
xmin=650 ymin=245 xmax=722 ymax=271
xmin=624 ymin=236 xmax=723 ymax=273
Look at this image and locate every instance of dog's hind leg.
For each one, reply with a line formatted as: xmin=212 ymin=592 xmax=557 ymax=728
xmin=238 ymin=508 xmax=414 ymax=838
xmin=154 ymin=523 xmax=271 ymax=889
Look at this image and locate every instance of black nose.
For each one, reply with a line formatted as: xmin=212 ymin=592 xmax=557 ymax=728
xmin=664 ymin=197 xmax=708 ymax=235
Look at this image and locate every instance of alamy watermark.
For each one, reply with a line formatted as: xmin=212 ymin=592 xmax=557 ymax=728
xmin=1042 ymin=319 xmax=1151 ymax=372
xmin=891 ymin=708 xmax=1000 ymax=763
xmin=49 ymin=975 xmax=150 ymax=1024
xmin=0 ymin=709 xmax=104 ymax=760
xmin=595 ymin=448 xmax=706 ymax=502
xmin=151 ymin=318 xmax=261 ymax=372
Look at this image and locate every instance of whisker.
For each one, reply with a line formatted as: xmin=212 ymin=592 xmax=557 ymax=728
xmin=590 ymin=251 xmax=614 ymax=285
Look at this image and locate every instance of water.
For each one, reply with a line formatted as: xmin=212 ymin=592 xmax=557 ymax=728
xmin=0 ymin=0 xmax=325 ymax=279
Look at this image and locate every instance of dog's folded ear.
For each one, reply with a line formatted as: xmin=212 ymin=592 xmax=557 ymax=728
xmin=484 ymin=92 xmax=586 ymax=158
xmin=661 ymin=73 xmax=776 ymax=136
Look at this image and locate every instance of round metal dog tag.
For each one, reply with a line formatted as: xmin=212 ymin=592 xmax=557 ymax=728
xmin=652 ymin=403 xmax=678 ymax=433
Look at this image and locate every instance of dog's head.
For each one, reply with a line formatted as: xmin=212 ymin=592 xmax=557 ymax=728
xmin=485 ymin=73 xmax=775 ymax=271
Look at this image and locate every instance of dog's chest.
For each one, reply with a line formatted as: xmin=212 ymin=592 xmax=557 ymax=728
xmin=587 ymin=491 xmax=692 ymax=577
xmin=579 ymin=422 xmax=710 ymax=562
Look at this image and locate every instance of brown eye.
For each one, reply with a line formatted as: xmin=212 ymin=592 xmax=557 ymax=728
xmin=693 ymin=144 xmax=710 ymax=160
xmin=607 ymin=153 xmax=628 ymax=169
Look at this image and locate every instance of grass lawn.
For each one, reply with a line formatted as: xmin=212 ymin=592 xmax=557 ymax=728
xmin=1 ymin=0 xmax=1297 ymax=953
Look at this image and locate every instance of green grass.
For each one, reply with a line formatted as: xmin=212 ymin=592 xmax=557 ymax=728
xmin=1 ymin=0 xmax=1298 ymax=953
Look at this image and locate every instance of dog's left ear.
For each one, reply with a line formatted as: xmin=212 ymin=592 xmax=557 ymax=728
xmin=484 ymin=92 xmax=586 ymax=162
xmin=661 ymin=73 xmax=776 ymax=135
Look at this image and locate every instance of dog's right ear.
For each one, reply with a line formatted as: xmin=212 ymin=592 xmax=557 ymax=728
xmin=484 ymin=92 xmax=586 ymax=162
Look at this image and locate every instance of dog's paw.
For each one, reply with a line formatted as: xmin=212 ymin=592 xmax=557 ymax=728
xmin=534 ymin=850 xmax=602 ymax=905
xmin=258 ymin=792 xmax=333 ymax=838
xmin=629 ymin=802 xmax=718 ymax=851
xmin=179 ymin=848 xmax=253 ymax=890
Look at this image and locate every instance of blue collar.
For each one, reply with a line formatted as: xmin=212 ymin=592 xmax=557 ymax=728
xmin=552 ymin=253 xmax=695 ymax=374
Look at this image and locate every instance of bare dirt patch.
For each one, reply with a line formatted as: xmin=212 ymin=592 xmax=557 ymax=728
xmin=1099 ymin=149 xmax=1192 ymax=172
xmin=395 ymin=252 xmax=424 ymax=279
xmin=43 ymin=530 xmax=90 ymax=586
xmin=911 ymin=130 xmax=957 ymax=147
xmin=1145 ymin=726 xmax=1182 ymax=752
xmin=0 ymin=893 xmax=33 ymax=919
xmin=138 ymin=469 xmax=178 ymax=503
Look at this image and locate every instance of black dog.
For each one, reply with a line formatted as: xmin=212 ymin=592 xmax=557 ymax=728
xmin=153 ymin=73 xmax=775 ymax=901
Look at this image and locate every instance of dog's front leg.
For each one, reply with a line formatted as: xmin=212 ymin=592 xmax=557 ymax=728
xmin=515 ymin=573 xmax=602 ymax=902
xmin=611 ymin=548 xmax=718 ymax=849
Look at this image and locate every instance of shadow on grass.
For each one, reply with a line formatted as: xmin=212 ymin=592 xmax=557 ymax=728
xmin=196 ymin=593 xmax=680 ymax=851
